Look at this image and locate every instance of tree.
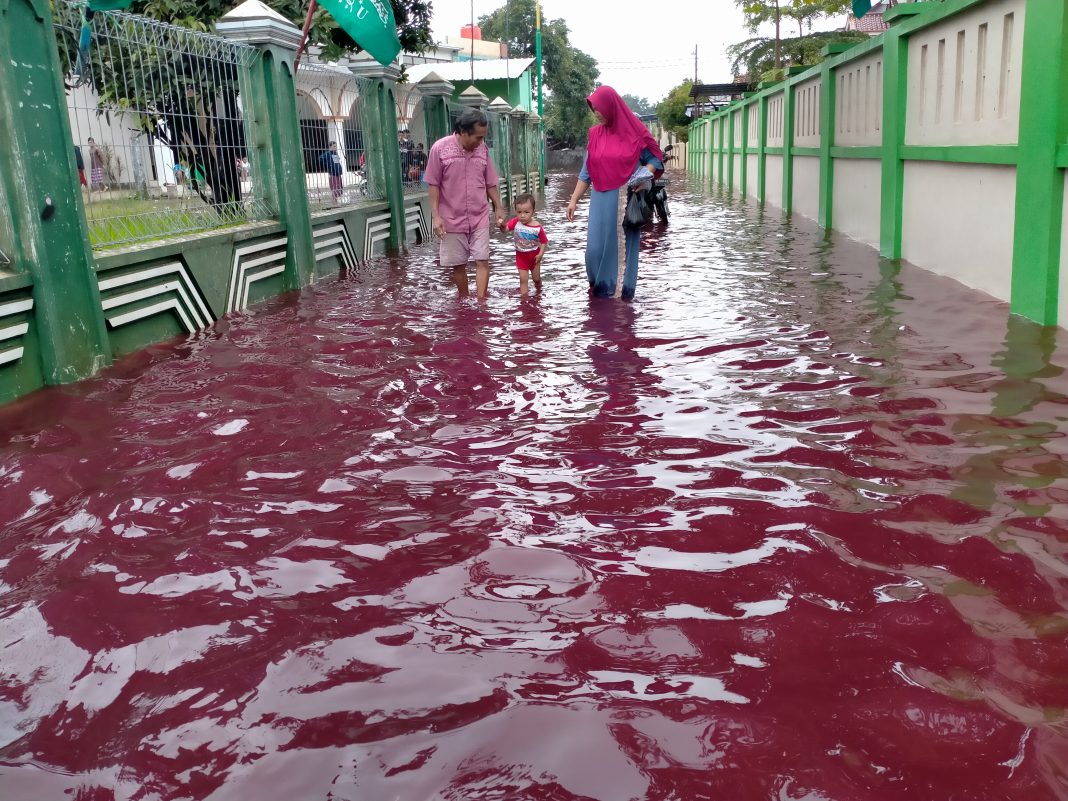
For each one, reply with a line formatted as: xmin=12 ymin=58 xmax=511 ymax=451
xmin=734 ymin=0 xmax=851 ymax=73
xmin=477 ymin=0 xmax=599 ymax=147
xmin=621 ymin=94 xmax=654 ymax=116
xmin=657 ymin=80 xmax=694 ymax=143
xmin=133 ymin=1 xmax=434 ymax=61
xmin=728 ymin=30 xmax=867 ymax=80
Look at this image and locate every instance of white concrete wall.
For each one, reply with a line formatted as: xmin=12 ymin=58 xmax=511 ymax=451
xmin=766 ymin=92 xmax=785 ymax=148
xmin=732 ymin=110 xmax=743 ymax=147
xmin=747 ymin=105 xmax=759 ymax=147
xmin=905 ymin=0 xmax=1024 ymax=146
xmin=765 ymin=155 xmax=784 ymax=210
xmin=746 ymin=155 xmax=760 ymax=199
xmin=733 ymin=155 xmax=743 ymax=195
xmin=902 ymin=162 xmax=1016 ymax=301
xmin=1059 ymin=175 xmax=1068 ymax=322
xmin=794 ymin=78 xmax=822 ymax=148
xmin=792 ymin=156 xmax=820 ymax=221
xmin=835 ymin=52 xmax=883 ymax=147
xmin=833 ymin=159 xmax=882 ymax=247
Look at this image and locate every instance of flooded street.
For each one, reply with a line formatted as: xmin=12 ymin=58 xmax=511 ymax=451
xmin=3 ymin=170 xmax=1068 ymax=800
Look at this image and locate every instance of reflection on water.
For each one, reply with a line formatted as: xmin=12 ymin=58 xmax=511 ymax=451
xmin=3 ymin=172 xmax=1068 ymax=800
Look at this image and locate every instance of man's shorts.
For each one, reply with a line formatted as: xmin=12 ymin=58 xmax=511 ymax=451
xmin=439 ymin=226 xmax=490 ymax=267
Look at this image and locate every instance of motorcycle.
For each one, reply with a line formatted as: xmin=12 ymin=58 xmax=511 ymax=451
xmin=650 ymin=144 xmax=673 ymax=224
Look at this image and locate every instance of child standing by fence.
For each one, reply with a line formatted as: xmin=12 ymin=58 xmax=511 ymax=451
xmin=503 ymin=193 xmax=548 ymax=296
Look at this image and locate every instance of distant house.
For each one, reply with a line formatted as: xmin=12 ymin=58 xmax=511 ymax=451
xmin=845 ymin=1 xmax=896 ymax=35
xmin=404 ymin=58 xmax=537 ymax=114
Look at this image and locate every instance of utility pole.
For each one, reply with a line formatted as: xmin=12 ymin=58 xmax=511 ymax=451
xmin=694 ymin=45 xmax=698 ymax=85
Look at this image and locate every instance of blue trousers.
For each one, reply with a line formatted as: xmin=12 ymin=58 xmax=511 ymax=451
xmin=586 ymin=187 xmax=641 ymax=300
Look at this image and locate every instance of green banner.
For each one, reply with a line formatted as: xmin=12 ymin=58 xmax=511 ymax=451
xmin=852 ymin=0 xmax=873 ymax=18
xmin=318 ymin=0 xmax=402 ymax=67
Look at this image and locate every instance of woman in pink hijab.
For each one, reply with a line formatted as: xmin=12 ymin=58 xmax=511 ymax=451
xmin=566 ymin=85 xmax=664 ymax=300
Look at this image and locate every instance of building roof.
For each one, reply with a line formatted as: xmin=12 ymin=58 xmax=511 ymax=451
xmin=404 ymin=58 xmax=535 ymax=84
xmin=847 ymin=1 xmax=892 ymax=33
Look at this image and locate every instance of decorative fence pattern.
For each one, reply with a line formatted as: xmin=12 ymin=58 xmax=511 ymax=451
xmin=688 ymin=0 xmax=1067 ymax=328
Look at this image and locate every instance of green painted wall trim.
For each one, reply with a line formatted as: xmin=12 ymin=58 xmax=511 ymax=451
xmin=757 ymin=96 xmax=768 ymax=205
xmin=782 ymin=82 xmax=795 ymax=214
xmin=0 ymin=272 xmax=34 ymax=293
xmin=740 ymin=105 xmax=749 ymax=197
xmin=1056 ymin=144 xmax=1068 ymax=169
xmin=793 ymin=147 xmax=821 ymax=157
xmin=901 ymin=145 xmax=1019 ymax=165
xmin=1010 ymin=0 xmax=1068 ymax=324
xmin=878 ymin=29 xmax=908 ymax=259
xmin=765 ymin=147 xmax=785 ymax=156
xmin=818 ymin=60 xmax=837 ymax=229
xmin=831 ymin=147 xmax=884 ymax=159
xmin=727 ymin=111 xmax=736 ymax=192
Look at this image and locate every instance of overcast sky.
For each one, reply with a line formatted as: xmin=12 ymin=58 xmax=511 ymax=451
xmin=430 ymin=1 xmax=847 ymax=104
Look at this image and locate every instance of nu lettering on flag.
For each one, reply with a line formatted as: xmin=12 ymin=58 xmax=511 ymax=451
xmin=320 ymin=0 xmax=402 ymax=66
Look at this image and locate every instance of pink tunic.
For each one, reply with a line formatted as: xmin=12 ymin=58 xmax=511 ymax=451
xmin=423 ymin=134 xmax=499 ymax=234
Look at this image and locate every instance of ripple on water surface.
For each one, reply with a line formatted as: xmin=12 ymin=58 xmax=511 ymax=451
xmin=3 ymin=172 xmax=1068 ymax=800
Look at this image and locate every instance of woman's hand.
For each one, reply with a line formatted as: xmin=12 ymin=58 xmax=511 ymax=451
xmin=565 ymin=200 xmax=577 ymax=222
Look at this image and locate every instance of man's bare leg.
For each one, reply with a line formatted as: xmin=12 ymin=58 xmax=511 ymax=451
xmin=475 ymin=260 xmax=490 ymax=299
xmin=451 ymin=264 xmax=470 ymax=297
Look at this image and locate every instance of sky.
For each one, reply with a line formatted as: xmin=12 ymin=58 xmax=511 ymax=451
xmin=429 ymin=1 xmax=780 ymax=104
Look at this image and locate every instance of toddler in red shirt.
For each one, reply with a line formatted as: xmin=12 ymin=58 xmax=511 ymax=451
xmin=503 ymin=193 xmax=548 ymax=295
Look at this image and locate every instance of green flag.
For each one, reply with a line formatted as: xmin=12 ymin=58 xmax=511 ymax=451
xmin=317 ymin=0 xmax=402 ymax=67
xmin=852 ymin=0 xmax=873 ymax=18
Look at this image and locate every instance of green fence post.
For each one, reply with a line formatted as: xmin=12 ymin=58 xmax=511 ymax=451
xmin=707 ymin=117 xmax=716 ymax=184
xmin=782 ymin=75 xmax=799 ymax=215
xmin=511 ymin=108 xmax=529 ymax=192
xmin=740 ymin=100 xmax=750 ymax=197
xmin=727 ymin=107 xmax=736 ymax=193
xmin=757 ymin=95 xmax=768 ymax=206
xmin=487 ymin=97 xmax=514 ymax=207
xmin=1010 ymin=1 xmax=1068 ymax=324
xmin=879 ymin=29 xmax=908 ymax=260
xmin=418 ymin=73 xmax=455 ymax=147
xmin=352 ymin=61 xmax=406 ymax=249
xmin=717 ymin=115 xmax=724 ymax=188
xmin=819 ymin=46 xmax=851 ymax=230
xmin=217 ymin=10 xmax=315 ymax=289
xmin=0 ymin=0 xmax=111 ymax=387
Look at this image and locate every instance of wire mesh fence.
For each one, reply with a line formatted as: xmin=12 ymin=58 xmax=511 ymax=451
xmin=396 ymin=84 xmax=427 ymax=194
xmin=54 ymin=0 xmax=272 ymax=249
xmin=296 ymin=62 xmax=384 ymax=208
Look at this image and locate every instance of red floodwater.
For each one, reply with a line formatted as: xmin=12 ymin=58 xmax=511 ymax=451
xmin=3 ymin=172 xmax=1068 ymax=801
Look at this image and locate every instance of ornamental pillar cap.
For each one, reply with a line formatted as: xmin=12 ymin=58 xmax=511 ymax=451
xmin=216 ymin=0 xmax=302 ymax=49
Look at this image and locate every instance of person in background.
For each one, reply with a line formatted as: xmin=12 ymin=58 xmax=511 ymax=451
xmin=408 ymin=142 xmax=428 ymax=183
xmin=319 ymin=140 xmax=344 ymax=201
xmin=88 ymin=137 xmax=109 ymax=193
xmin=399 ymin=128 xmax=414 ymax=184
xmin=424 ymin=108 xmax=505 ymax=299
xmin=565 ymin=85 xmax=663 ymax=301
xmin=74 ymin=145 xmax=88 ymax=197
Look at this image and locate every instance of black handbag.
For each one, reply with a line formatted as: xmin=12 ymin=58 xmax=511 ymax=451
xmin=623 ymin=188 xmax=653 ymax=229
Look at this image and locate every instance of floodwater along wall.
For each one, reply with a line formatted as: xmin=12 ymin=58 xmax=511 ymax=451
xmin=688 ymin=0 xmax=1067 ymax=328
xmin=0 ymin=0 xmax=543 ymax=407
